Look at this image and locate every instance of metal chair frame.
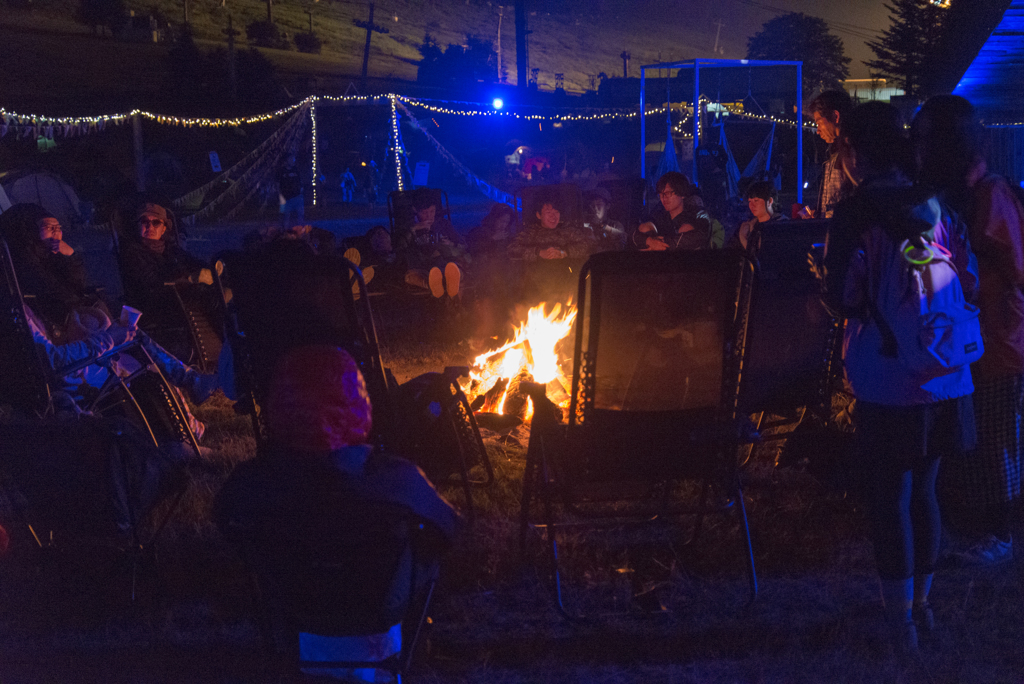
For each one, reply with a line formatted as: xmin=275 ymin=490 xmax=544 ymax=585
xmin=519 ymin=250 xmax=759 ymax=618
xmin=0 ymin=239 xmax=193 ymax=599
xmin=242 ymin=502 xmax=437 ymax=683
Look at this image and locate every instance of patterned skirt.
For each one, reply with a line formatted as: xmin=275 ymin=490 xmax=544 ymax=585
xmin=943 ymin=373 xmax=1024 ymax=507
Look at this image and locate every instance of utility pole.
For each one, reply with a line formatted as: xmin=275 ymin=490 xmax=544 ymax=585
xmin=224 ymin=14 xmax=240 ymax=102
xmin=515 ymin=0 xmax=529 ymax=88
xmin=497 ymin=5 xmax=504 ymax=83
xmin=620 ymin=51 xmax=630 ymax=78
xmin=713 ymin=19 xmax=724 ymax=55
xmin=266 ymin=0 xmax=272 ymax=23
xmin=305 ymin=8 xmax=313 ymax=33
xmin=183 ymin=0 xmax=189 ymax=25
xmin=353 ymin=3 xmax=389 ymax=90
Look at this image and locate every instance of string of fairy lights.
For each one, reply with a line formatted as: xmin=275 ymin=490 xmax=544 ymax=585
xmin=7 ymin=92 xmax=1024 ymax=135
xmin=389 ymin=95 xmax=405 ymax=193
xmin=309 ymin=99 xmax=319 ymax=206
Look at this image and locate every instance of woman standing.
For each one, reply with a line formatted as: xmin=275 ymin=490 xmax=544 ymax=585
xmin=822 ymin=102 xmax=978 ymax=653
xmin=914 ymin=95 xmax=1024 ymax=567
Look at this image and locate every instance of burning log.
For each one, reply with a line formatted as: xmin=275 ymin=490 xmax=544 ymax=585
xmin=503 ymin=371 xmax=533 ymax=422
xmin=459 ymin=301 xmax=577 ymax=423
xmin=480 ymin=378 xmax=509 ymax=414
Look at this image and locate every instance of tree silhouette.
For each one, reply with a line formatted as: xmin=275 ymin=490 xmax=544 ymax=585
xmin=747 ymin=13 xmax=850 ymax=97
xmin=418 ymin=34 xmax=498 ymax=89
xmin=77 ymin=0 xmax=126 ymax=35
xmin=865 ymin=0 xmax=950 ymax=99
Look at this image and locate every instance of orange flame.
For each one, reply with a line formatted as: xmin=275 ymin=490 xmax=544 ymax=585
xmin=463 ymin=302 xmax=576 ymax=418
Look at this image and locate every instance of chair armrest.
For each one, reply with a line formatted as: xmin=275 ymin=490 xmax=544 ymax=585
xmin=53 ymin=339 xmax=142 ymax=378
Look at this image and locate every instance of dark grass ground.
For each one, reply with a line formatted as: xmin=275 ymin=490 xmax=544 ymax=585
xmin=1 ymin=296 xmax=1023 ymax=683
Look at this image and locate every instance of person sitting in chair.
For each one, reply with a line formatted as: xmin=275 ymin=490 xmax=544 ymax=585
xmin=583 ymin=187 xmax=627 ymax=252
xmin=730 ymin=180 xmax=787 ymax=253
xmin=396 ymin=191 xmax=468 ymax=300
xmin=634 ymin=172 xmax=715 ymax=251
xmin=119 ymin=202 xmax=222 ymax=362
xmin=508 ymin=191 xmax=595 ymax=303
xmin=0 ymin=204 xmax=108 ymax=330
xmin=215 ymin=345 xmax=456 ymax=680
xmin=24 ymin=302 xmax=219 ymax=440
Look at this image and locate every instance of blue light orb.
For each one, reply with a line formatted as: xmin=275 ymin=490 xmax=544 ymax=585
xmin=492 ymin=98 xmax=504 ymax=110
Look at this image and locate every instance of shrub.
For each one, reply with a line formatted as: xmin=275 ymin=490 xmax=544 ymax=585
xmin=294 ymin=31 xmax=322 ymax=54
xmin=77 ymin=0 xmax=126 ymax=34
xmin=246 ymin=20 xmax=279 ymax=48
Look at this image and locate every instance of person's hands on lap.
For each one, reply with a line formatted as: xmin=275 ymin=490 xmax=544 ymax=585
xmin=539 ymin=246 xmax=566 ymax=259
xmin=644 ymin=236 xmax=669 ymax=251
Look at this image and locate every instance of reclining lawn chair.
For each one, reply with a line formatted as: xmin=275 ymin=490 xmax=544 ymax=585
xmin=0 ymin=238 xmax=192 ymax=599
xmin=111 ymin=206 xmax=223 ymax=373
xmin=219 ymin=462 xmax=441 ymax=683
xmin=215 ymin=240 xmax=493 ymax=516
xmin=520 ymin=249 xmax=759 ymax=616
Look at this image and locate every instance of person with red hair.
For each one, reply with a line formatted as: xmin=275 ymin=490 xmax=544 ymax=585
xmin=217 ymin=344 xmax=456 ymax=536
xmin=215 ymin=345 xmax=456 ymax=680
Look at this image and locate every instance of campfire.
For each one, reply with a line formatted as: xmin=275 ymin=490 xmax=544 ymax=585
xmin=462 ymin=302 xmax=577 ymax=423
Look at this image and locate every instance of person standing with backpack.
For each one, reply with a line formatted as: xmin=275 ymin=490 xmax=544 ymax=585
xmin=913 ymin=95 xmax=1024 ymax=567
xmin=822 ymin=102 xmax=982 ymax=654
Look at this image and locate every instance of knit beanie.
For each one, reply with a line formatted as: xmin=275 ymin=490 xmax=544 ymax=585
xmin=265 ymin=345 xmax=372 ymax=452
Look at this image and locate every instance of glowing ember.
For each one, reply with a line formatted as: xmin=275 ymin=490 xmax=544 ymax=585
xmin=463 ymin=302 xmax=577 ymax=419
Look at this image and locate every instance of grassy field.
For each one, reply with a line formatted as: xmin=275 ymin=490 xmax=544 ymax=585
xmin=0 ymin=292 xmax=1022 ymax=683
xmin=1 ymin=0 xmax=741 ymax=100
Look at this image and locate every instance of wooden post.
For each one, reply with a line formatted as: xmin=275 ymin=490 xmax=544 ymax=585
xmin=353 ymin=3 xmax=389 ymax=90
xmin=132 ymin=113 xmax=146 ymax=192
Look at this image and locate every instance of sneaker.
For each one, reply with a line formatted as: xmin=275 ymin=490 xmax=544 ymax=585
xmin=444 ymin=262 xmax=461 ymax=298
xmin=912 ymin=602 xmax=934 ymax=633
xmin=953 ymin=534 xmax=1013 ymax=567
xmin=352 ymin=266 xmax=374 ymax=299
xmin=343 ymin=247 xmax=362 ymax=267
xmin=428 ymin=266 xmax=444 ymax=298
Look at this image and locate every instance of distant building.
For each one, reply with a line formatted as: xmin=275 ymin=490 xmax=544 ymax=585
xmin=842 ymin=78 xmax=904 ymax=104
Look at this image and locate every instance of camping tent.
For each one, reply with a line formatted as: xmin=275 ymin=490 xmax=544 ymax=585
xmin=0 ymin=171 xmax=85 ymax=227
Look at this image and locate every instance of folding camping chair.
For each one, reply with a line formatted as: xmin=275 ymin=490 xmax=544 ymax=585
xmin=0 ymin=238 xmax=193 ymax=599
xmin=520 ymin=249 xmax=759 ymax=616
xmin=236 ymin=485 xmax=438 ymax=683
xmin=214 ymin=240 xmax=493 ymax=516
xmin=110 ymin=207 xmax=224 ymax=373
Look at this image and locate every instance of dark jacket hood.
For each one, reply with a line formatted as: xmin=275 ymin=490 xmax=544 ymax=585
xmin=850 ymin=174 xmax=942 ymax=243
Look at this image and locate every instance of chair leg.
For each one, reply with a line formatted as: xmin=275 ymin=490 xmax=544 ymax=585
xmin=734 ymin=483 xmax=758 ymax=604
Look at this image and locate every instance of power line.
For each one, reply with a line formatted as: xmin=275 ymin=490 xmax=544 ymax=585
xmin=733 ymin=0 xmax=884 ymax=41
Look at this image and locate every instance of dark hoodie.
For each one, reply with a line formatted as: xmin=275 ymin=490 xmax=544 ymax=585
xmin=823 ymin=171 xmax=977 ymax=405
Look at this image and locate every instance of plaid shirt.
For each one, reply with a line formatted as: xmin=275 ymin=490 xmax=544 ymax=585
xmin=817 ymin=151 xmax=847 ymax=219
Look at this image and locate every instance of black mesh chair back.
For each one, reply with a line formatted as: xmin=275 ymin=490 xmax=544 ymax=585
xmin=739 ymin=218 xmax=833 ymax=412
xmin=237 ymin=471 xmax=437 ymax=677
xmin=567 ymin=250 xmax=752 ymax=483
xmin=522 ymin=249 xmax=758 ymax=613
xmin=217 ymin=240 xmax=391 ymax=443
